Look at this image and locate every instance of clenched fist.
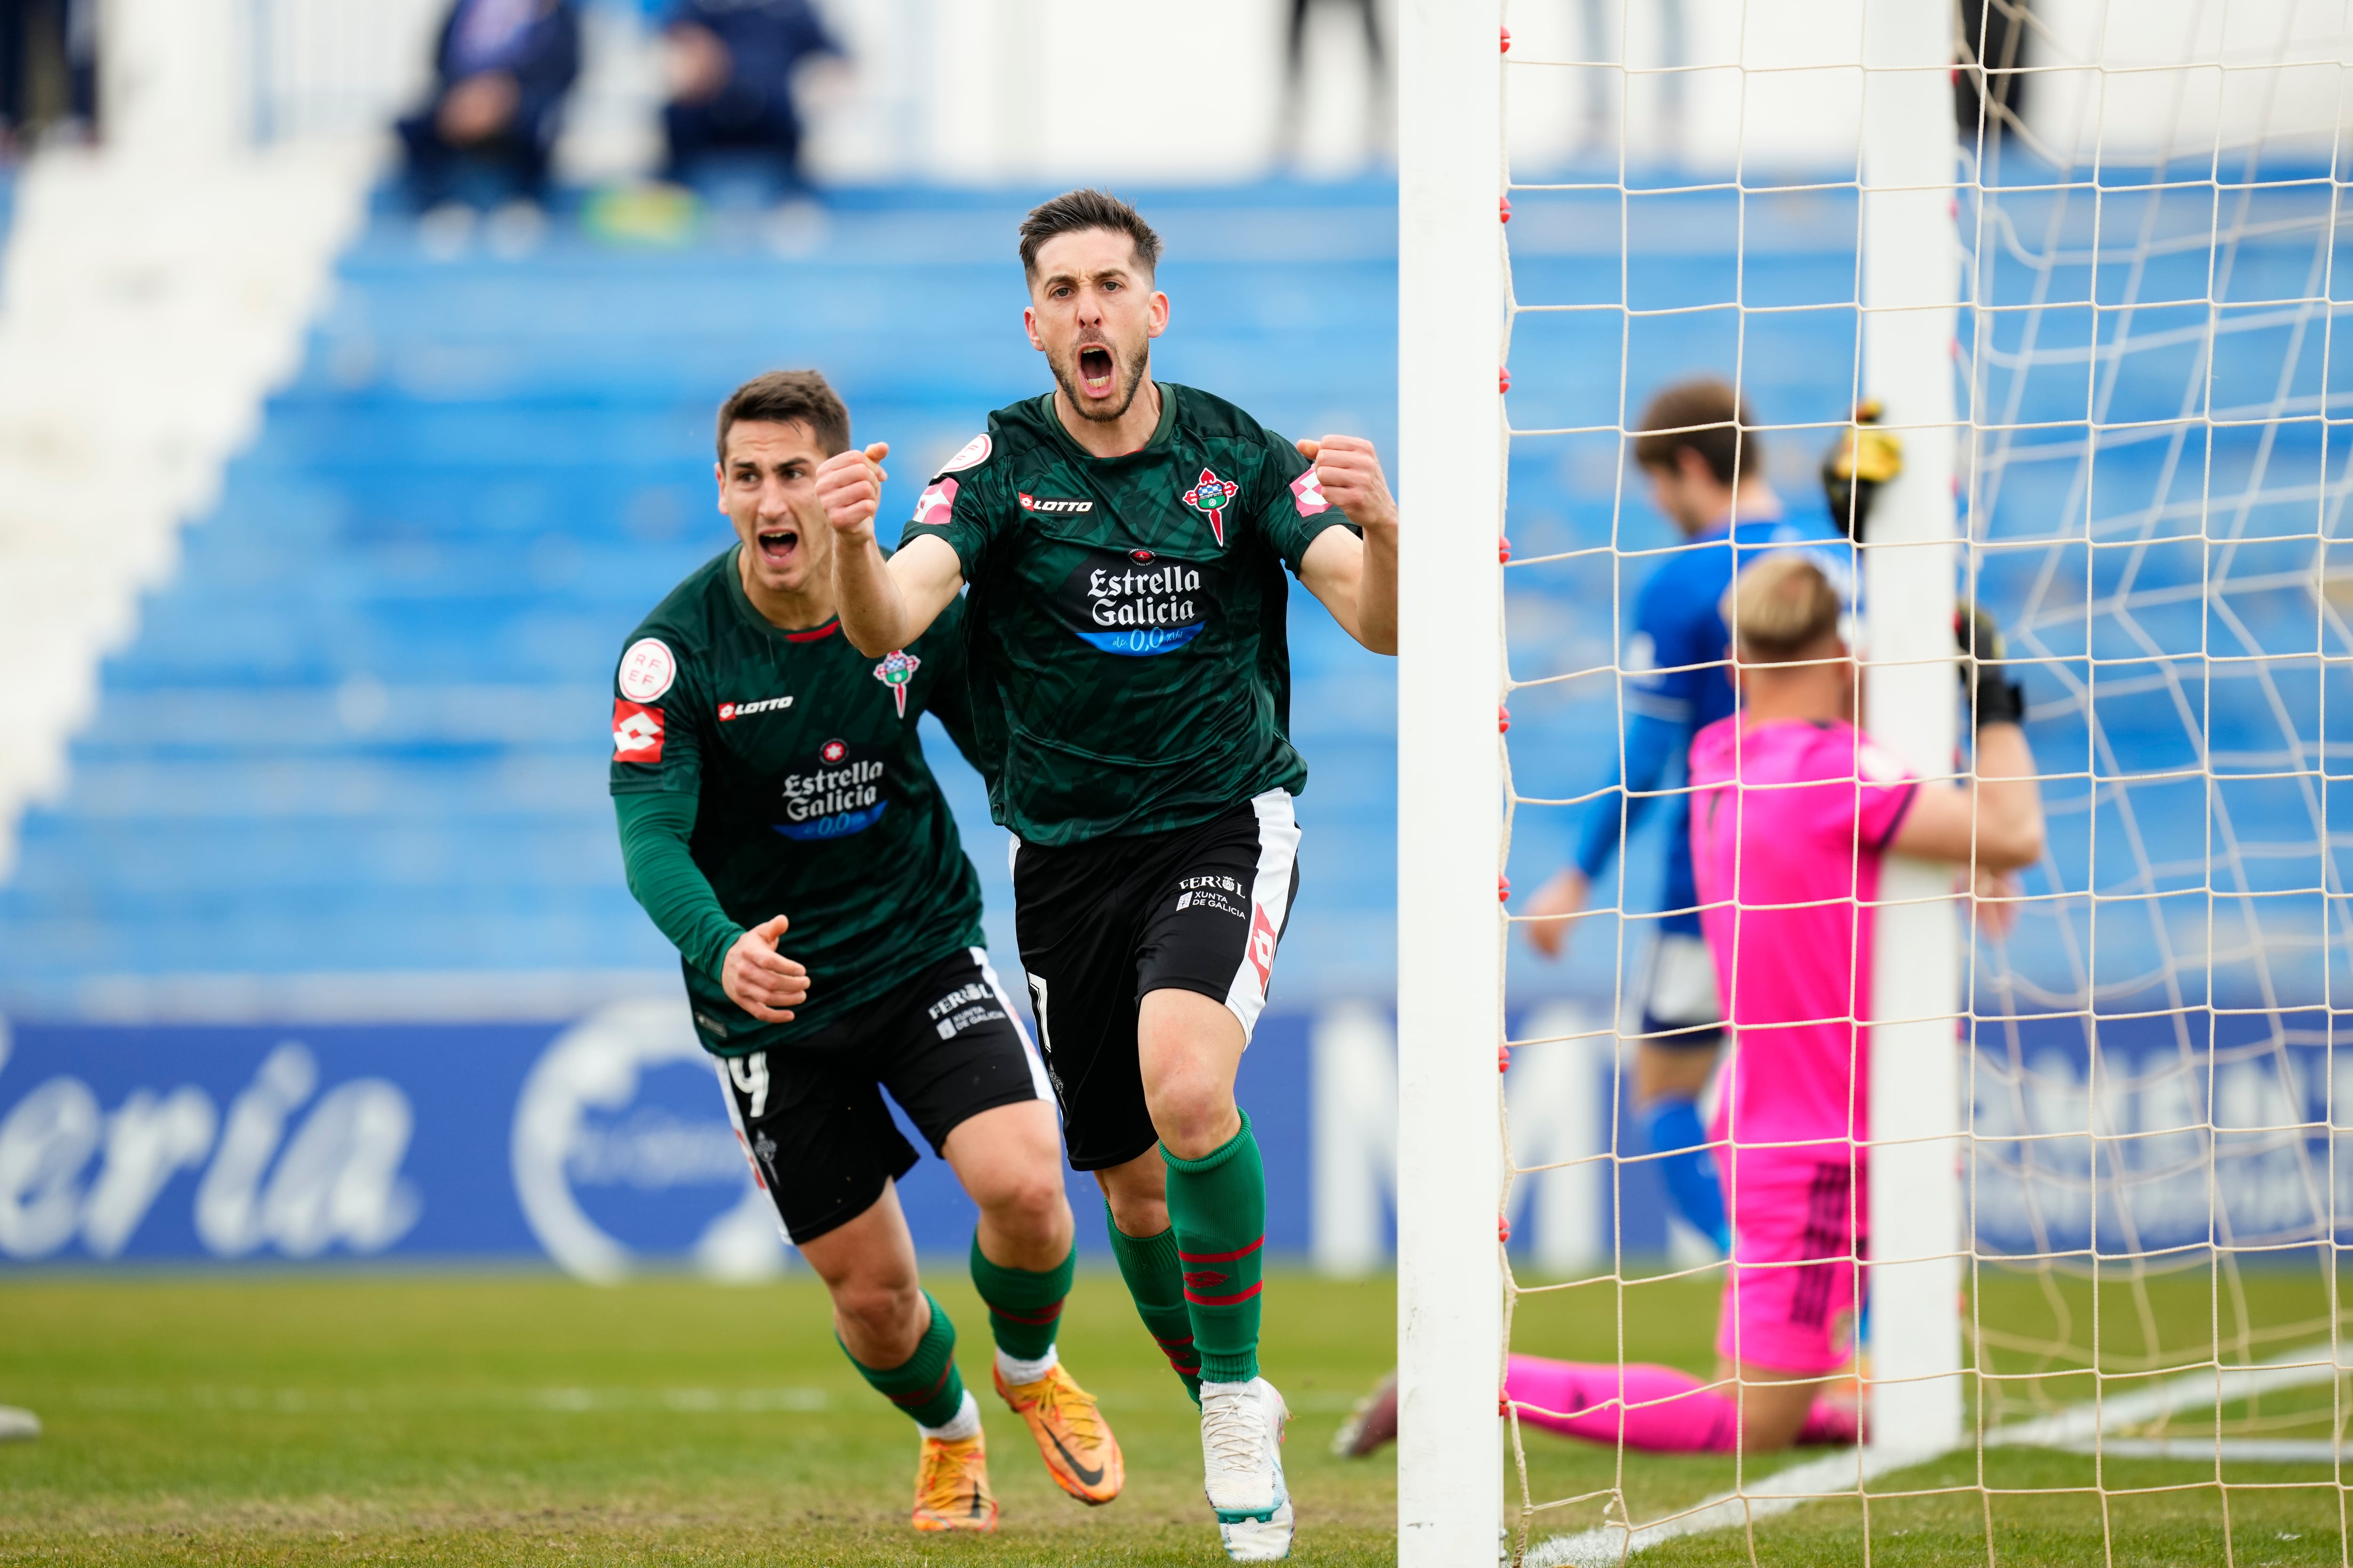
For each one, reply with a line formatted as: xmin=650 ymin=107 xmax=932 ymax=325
xmin=814 ymin=442 xmax=890 ymax=543
xmin=1296 ymin=435 xmax=1398 ymax=533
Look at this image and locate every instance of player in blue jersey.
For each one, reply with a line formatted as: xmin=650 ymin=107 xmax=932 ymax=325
xmin=1521 ymin=378 xmax=1854 ymax=1255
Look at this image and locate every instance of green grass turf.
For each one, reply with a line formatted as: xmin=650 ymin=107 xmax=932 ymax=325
xmin=3 ymin=1266 xmax=2346 ymax=1565
xmin=1508 ymin=1261 xmax=2351 ymax=1566
xmin=0 ymin=1269 xmax=1397 ymax=1566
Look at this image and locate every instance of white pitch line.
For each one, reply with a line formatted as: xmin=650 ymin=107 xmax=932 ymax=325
xmin=1522 ymin=1343 xmax=2344 ymax=1568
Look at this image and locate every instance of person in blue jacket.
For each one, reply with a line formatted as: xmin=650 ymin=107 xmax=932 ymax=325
xmin=1522 ymin=377 xmax=1856 ymax=1253
xmin=396 ymin=0 xmax=581 ymax=208
xmin=660 ymin=0 xmax=841 ymax=189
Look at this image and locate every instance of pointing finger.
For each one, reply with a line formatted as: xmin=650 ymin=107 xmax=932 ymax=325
xmin=864 ymin=441 xmax=889 ymax=462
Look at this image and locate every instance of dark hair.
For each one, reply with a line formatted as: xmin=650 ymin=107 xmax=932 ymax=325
xmin=1018 ymin=188 xmax=1163 ymax=281
xmin=716 ymin=369 xmax=850 ymax=463
xmin=1632 ymin=377 xmax=1761 ymax=486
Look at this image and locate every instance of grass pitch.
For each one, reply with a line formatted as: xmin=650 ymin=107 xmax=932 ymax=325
xmin=2 ymin=1267 xmax=2345 ymax=1565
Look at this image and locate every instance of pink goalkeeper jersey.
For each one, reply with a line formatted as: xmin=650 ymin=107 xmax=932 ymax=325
xmin=1688 ymin=716 xmax=1920 ymax=1170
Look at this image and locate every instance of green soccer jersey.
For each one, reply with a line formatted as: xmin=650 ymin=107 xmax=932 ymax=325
xmin=898 ymin=383 xmax=1354 ymax=846
xmin=609 ymin=547 xmax=984 ymax=1054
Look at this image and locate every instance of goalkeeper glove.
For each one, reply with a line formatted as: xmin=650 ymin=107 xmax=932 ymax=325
xmin=1955 ymin=600 xmax=2027 ymax=730
xmin=1823 ymin=399 xmax=1904 ymax=541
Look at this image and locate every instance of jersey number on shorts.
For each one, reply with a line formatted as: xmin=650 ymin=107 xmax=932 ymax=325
xmin=728 ymin=1051 xmax=771 ymax=1120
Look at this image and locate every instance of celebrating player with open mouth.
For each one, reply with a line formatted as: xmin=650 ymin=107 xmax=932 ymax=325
xmin=816 ymin=189 xmax=1400 ymax=1562
xmin=609 ymin=370 xmax=1122 ymax=1535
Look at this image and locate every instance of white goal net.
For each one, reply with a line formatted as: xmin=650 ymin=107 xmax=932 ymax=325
xmin=1398 ymin=1 xmax=2353 ymax=1563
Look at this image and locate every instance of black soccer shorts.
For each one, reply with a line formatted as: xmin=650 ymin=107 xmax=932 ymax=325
xmin=1010 ymin=789 xmax=1302 ymax=1171
xmin=713 ymin=947 xmax=1048 ymax=1244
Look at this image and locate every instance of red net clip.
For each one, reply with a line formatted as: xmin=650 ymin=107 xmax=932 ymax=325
xmin=1498 ymin=1216 xmax=1512 ymax=1243
xmin=1498 ymin=536 xmax=1512 ymax=563
xmin=1497 ymin=1044 xmax=1511 ymax=1074
xmin=1497 ymin=705 xmax=1511 ymax=733
xmin=1500 ymin=25 xmax=1512 ymax=53
xmin=1497 ymin=875 xmax=1512 ymax=903
xmin=1498 ymin=367 xmax=1512 ymax=393
xmin=1499 ymin=1392 xmax=1512 ymax=1416
xmin=1499 ymin=195 xmax=1512 ymax=224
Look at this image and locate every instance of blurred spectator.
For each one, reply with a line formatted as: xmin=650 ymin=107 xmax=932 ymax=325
xmin=398 ymin=0 xmax=581 ymax=208
xmin=1276 ymin=0 xmax=1385 ymax=162
xmin=661 ymin=0 xmax=840 ymax=191
xmin=0 ymin=0 xmax=96 ymax=158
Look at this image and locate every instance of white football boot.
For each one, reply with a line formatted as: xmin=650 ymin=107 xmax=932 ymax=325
xmin=1200 ymin=1376 xmax=1293 ymax=1562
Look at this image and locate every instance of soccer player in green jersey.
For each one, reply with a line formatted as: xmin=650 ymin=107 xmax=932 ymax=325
xmin=610 ymin=370 xmax=1125 ymax=1534
xmin=816 ymin=191 xmax=1400 ymax=1562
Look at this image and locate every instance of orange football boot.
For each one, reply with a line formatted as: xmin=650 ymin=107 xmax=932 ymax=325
xmin=911 ymin=1427 xmax=998 ymax=1532
xmin=993 ymin=1360 xmax=1125 ymax=1504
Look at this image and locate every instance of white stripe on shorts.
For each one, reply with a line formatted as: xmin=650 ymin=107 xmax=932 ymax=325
xmin=970 ymin=945 xmax=1053 ymax=1103
xmin=1221 ymin=788 xmax=1301 ymax=1043
xmin=712 ymin=1055 xmax=795 ymax=1245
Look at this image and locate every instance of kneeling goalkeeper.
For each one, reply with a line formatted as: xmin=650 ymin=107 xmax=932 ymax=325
xmin=610 ymin=369 xmax=1120 ymax=1530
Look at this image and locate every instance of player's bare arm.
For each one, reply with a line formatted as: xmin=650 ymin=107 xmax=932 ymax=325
xmin=1520 ymin=868 xmax=1588 ymax=959
xmin=1886 ymin=719 xmax=2044 ymax=873
xmin=816 ymin=441 xmax=965 ymax=656
xmin=720 ymin=913 xmax=808 ymax=1024
xmin=1295 ymin=436 xmax=1398 ymax=655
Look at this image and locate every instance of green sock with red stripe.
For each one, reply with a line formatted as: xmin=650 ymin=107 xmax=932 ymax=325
xmin=969 ymin=1230 xmax=1073 ymax=1362
xmin=1163 ymin=1108 xmax=1266 ymax=1386
xmin=1105 ymin=1210 xmax=1203 ymax=1405
xmin=841 ymin=1289 xmax=967 ymax=1429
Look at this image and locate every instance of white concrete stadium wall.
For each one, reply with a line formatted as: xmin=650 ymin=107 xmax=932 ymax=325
xmin=0 ymin=0 xmax=380 ymax=876
xmin=1501 ymin=0 xmax=2351 ymax=174
xmin=230 ymin=0 xmax=2352 ymax=183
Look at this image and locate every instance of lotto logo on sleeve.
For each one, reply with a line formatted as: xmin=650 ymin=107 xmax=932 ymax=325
xmin=911 ymin=476 xmax=958 ymax=528
xmin=612 ymin=700 xmax=664 ymax=763
xmin=1289 ymin=469 xmax=1330 ymax=517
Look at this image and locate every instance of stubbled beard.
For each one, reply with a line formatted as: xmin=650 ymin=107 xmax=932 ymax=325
xmin=1052 ymin=338 xmax=1148 ymax=423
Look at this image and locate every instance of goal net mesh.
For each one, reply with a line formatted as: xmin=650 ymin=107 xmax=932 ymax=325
xmin=1493 ymin=1 xmax=2350 ymax=1559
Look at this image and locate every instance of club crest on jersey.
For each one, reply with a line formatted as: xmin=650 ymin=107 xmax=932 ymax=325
xmin=872 ymin=649 xmax=920 ymax=718
xmin=1182 ymin=467 xmax=1239 ymax=546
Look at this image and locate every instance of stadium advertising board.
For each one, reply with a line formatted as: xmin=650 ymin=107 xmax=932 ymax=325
xmin=6 ymin=1001 xmax=2324 ymax=1274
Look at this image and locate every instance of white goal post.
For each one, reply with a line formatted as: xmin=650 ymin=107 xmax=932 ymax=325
xmin=1396 ymin=0 xmax=1507 ymax=1564
xmin=1858 ymin=0 xmax=1968 ymax=1461
xmin=1395 ymin=0 xmax=1970 ymax=1552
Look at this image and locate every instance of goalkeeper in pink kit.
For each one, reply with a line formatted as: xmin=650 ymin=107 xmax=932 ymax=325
xmin=1517 ymin=553 xmax=2043 ymax=1452
xmin=1350 ymin=553 xmax=2044 ymax=1456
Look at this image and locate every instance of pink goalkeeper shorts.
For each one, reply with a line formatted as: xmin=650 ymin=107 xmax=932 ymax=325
xmin=1714 ymin=1153 xmax=1865 ymax=1377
